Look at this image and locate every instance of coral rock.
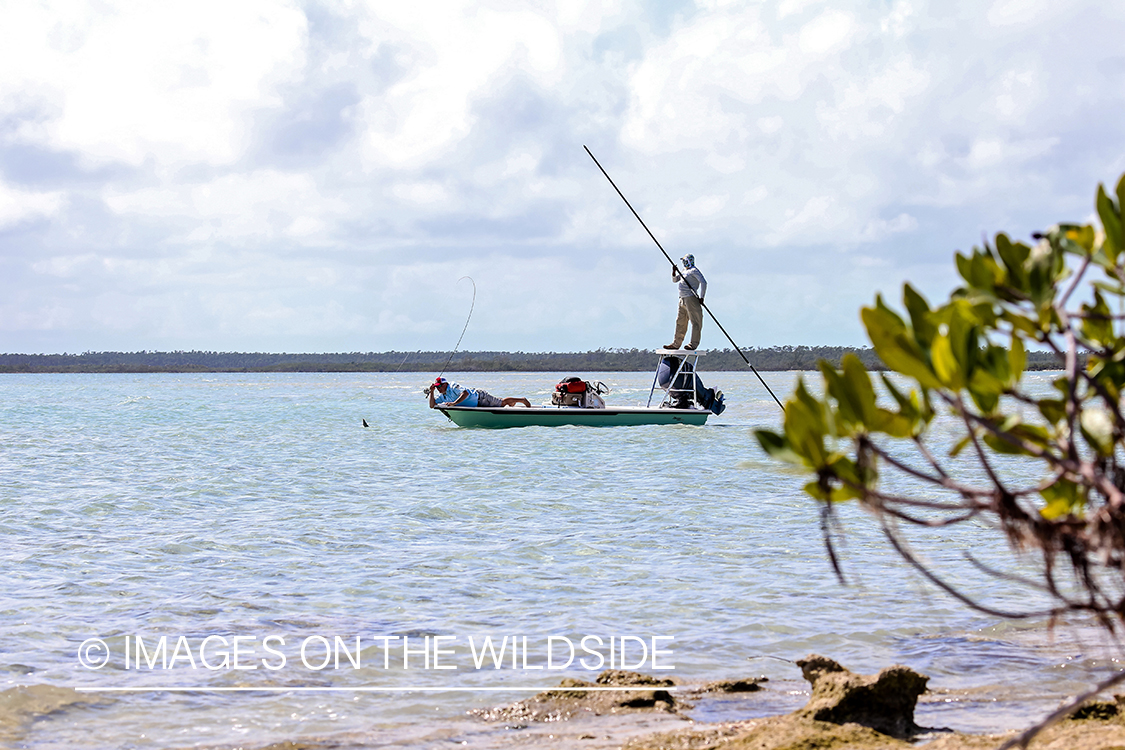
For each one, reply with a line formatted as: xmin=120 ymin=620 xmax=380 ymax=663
xmin=795 ymin=654 xmax=929 ymax=739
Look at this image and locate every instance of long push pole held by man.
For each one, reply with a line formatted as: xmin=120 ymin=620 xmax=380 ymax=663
xmin=583 ymin=145 xmax=785 ymax=411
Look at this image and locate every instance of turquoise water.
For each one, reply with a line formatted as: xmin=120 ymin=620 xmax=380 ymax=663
xmin=1 ymin=370 xmax=1120 ymax=748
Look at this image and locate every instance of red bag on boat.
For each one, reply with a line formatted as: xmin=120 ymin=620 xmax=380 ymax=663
xmin=556 ymin=377 xmax=587 ymax=394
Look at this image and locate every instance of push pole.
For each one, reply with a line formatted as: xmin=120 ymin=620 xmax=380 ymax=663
xmin=583 ymin=145 xmax=785 ymax=411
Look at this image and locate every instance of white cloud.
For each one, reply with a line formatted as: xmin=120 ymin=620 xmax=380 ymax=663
xmin=757 ymin=116 xmax=785 ymax=134
xmin=993 ymin=68 xmax=1039 ymax=120
xmin=743 ymin=186 xmax=769 ymax=206
xmin=766 ymin=195 xmax=839 ymax=244
xmin=669 ymin=194 xmax=729 ymax=219
xmin=0 ymin=0 xmax=308 ymax=169
xmin=860 ymin=213 xmax=918 ymax=242
xmin=961 ymin=136 xmax=1059 ymax=171
xmin=392 ymin=181 xmax=451 ymax=205
xmin=880 ymin=1 xmax=914 ymax=37
xmin=777 ymin=0 xmax=824 ymax=21
xmin=621 ymin=8 xmax=773 ymax=152
xmin=351 ymin=2 xmax=566 ymax=168
xmin=0 ymin=181 xmax=64 ymax=228
xmin=3 ymin=1 xmax=1125 ymax=353
xmin=987 ymin=0 xmax=1050 ymax=27
xmin=816 ymin=57 xmax=930 ymax=140
xmin=797 ymin=10 xmax=855 ymax=55
xmin=104 ymin=170 xmax=347 ymax=243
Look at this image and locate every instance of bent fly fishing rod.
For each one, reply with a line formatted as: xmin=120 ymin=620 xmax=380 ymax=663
xmin=437 ymin=275 xmax=476 ymax=380
xmin=583 ymin=145 xmax=785 ymax=411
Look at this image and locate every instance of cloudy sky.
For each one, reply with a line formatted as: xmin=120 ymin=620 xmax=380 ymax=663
xmin=2 ymin=0 xmax=1124 ymax=354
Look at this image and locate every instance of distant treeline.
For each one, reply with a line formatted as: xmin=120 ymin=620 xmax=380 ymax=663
xmin=0 ymin=347 xmax=1066 ymax=373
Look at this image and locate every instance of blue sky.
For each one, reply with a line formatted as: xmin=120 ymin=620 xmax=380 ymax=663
xmin=2 ymin=0 xmax=1124 ymax=354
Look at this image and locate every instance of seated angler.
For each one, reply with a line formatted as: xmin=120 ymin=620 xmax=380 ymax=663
xmin=426 ymin=377 xmax=531 ymax=409
xmin=656 ymin=355 xmax=726 ymax=415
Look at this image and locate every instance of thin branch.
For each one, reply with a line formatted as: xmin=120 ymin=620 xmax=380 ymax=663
xmin=1068 ymin=311 xmax=1125 ymax=321
xmin=1059 ymin=254 xmax=1093 ymax=308
xmin=821 ymin=502 xmax=846 ymax=585
xmin=942 ymin=393 xmax=1070 ymax=470
xmin=955 ymin=394 xmax=1014 ymax=498
xmin=1075 ymin=364 xmax=1125 ymax=441
xmin=865 ymin=440 xmax=994 ymax=497
xmin=996 ymin=668 xmax=1125 ymax=750
xmin=931 ymin=393 xmax=1125 ymax=509
xmin=963 ymin=552 xmax=1054 ymax=594
xmin=856 ymin=482 xmax=985 ymax=514
xmin=876 ymin=504 xmax=980 ymax=528
xmin=912 ymin=435 xmax=950 ymax=480
xmin=879 ymin=516 xmax=1068 ymax=621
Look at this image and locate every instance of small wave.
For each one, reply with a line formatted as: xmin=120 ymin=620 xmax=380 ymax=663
xmin=0 ymin=684 xmax=101 ymax=740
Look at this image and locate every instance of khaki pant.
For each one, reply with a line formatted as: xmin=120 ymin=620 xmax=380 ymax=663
xmin=671 ymin=296 xmax=704 ymax=348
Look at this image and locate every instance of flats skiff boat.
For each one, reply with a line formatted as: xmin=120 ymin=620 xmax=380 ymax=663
xmin=435 ymin=350 xmax=722 ymax=429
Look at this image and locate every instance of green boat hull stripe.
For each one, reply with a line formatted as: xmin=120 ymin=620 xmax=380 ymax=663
xmin=438 ymin=406 xmax=709 ymax=429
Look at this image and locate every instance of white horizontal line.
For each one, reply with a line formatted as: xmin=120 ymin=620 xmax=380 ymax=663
xmin=75 ymin=686 xmax=679 ymax=693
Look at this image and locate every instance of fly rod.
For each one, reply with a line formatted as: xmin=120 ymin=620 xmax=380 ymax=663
xmin=437 ymin=276 xmax=476 ymax=380
xmin=583 ymin=145 xmax=785 ymax=411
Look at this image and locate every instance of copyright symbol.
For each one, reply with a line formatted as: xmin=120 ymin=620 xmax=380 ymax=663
xmin=78 ymin=638 xmax=110 ymax=669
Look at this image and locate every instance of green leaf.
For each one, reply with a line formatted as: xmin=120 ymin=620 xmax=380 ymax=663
xmin=783 ymin=379 xmax=830 ymax=466
xmin=1079 ymin=407 xmax=1116 ymax=456
xmin=1026 ymin=236 xmax=1060 ymax=306
xmin=967 ymin=368 xmax=1002 ymax=413
xmin=1037 ymin=398 xmax=1066 ymax=424
xmin=803 ymin=479 xmax=829 ymax=501
xmin=982 ymin=431 xmax=1027 ymax=455
xmin=995 ymin=233 xmax=1030 ymax=289
xmin=841 ymin=354 xmax=877 ymax=423
xmin=1008 ymin=334 xmax=1026 ymax=385
xmin=955 ymin=252 xmax=972 ymax=285
xmin=1061 ymin=225 xmax=1096 ymax=254
xmin=861 ymin=300 xmax=941 ymax=389
xmin=903 ymin=284 xmax=936 ymax=348
xmin=827 ymin=455 xmax=870 ymax=501
xmin=931 ymin=334 xmax=963 ymax=389
xmin=1009 ymin=423 xmax=1052 ymax=448
xmin=1001 ymin=309 xmax=1040 ymax=338
xmin=949 ymin=434 xmax=972 ymax=457
xmin=1040 ymin=479 xmax=1086 ymax=520
xmin=1096 ymin=185 xmax=1123 ymax=263
xmin=754 ymin=430 xmax=803 ymax=465
xmin=819 ymin=364 xmax=858 ymax=428
xmin=1117 ymin=173 xmax=1125 ymax=226
xmin=873 ymin=408 xmax=915 ymax=438
xmin=1089 ymin=359 xmax=1123 ymax=403
xmin=1093 ymin=280 xmax=1125 ymax=296
xmin=1081 ymin=289 xmax=1114 ymax=346
xmin=880 ymin=374 xmax=914 ymax=415
xmin=969 ymin=249 xmax=1002 ymax=291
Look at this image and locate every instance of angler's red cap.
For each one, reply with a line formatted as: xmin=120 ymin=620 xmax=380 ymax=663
xmin=434 ymin=377 xmax=447 ymax=385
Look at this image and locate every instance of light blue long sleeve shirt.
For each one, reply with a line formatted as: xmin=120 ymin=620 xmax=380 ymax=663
xmin=433 ymin=383 xmax=480 ymax=407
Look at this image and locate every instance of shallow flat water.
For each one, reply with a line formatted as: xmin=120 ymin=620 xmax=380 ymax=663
xmin=0 ymin=370 xmax=1119 ymax=748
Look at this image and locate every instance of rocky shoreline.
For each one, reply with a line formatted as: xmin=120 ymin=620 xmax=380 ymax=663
xmin=427 ymin=656 xmax=1125 ymax=750
xmin=13 ymin=655 xmax=1111 ymax=749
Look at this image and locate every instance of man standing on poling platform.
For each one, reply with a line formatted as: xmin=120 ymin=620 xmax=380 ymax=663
xmin=664 ymin=254 xmax=706 ymax=351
